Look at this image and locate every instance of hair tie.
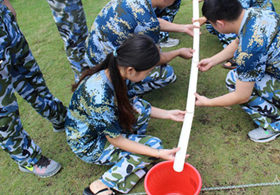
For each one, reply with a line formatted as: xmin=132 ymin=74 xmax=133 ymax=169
xmin=113 ymin=49 xmax=118 ymax=57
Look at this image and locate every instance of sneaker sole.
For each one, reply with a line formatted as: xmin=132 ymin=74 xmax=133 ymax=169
xmin=222 ymin=64 xmax=237 ymax=70
xmin=19 ymin=164 xmax=62 ymax=178
xmin=249 ymin=133 xmax=280 ymax=143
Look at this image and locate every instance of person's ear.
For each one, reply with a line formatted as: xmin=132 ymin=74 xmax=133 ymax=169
xmin=126 ymin=67 xmax=136 ymax=77
xmin=216 ymin=20 xmax=225 ymax=28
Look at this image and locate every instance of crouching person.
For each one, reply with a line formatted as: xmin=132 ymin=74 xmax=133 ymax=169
xmin=65 ymin=35 xmax=187 ymax=194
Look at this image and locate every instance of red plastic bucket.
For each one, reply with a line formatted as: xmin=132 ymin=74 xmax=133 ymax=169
xmin=144 ymin=161 xmax=202 ymax=195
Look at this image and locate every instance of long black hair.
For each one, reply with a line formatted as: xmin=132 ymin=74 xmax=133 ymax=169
xmin=202 ymin=0 xmax=243 ymax=23
xmin=72 ymin=34 xmax=160 ymax=131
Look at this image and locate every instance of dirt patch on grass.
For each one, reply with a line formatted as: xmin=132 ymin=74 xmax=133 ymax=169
xmin=269 ymin=149 xmax=280 ymax=165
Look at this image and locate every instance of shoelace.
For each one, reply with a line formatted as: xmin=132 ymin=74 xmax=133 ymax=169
xmin=35 ymin=155 xmax=51 ymax=168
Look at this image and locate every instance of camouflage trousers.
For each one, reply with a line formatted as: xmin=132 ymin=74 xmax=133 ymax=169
xmin=91 ymin=98 xmax=161 ymax=193
xmin=46 ymin=0 xmax=88 ymax=79
xmin=226 ymin=69 xmax=280 ymax=132
xmin=155 ymin=0 xmax=181 ymax=42
xmin=0 ymin=4 xmax=66 ymax=166
xmin=97 ymin=134 xmax=162 ymax=193
xmin=128 ymin=65 xmax=176 ymax=96
xmin=205 ymin=23 xmax=237 ymax=48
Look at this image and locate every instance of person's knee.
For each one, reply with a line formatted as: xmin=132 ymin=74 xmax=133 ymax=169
xmin=225 ymin=69 xmax=237 ymax=91
xmin=160 ymin=65 xmax=176 ymax=84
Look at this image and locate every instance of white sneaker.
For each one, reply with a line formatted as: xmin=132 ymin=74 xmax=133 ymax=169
xmin=248 ymin=127 xmax=280 ymax=143
xmin=160 ymin=38 xmax=179 ymax=48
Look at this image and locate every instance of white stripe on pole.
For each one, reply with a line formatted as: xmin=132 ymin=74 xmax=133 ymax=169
xmin=173 ymin=0 xmax=200 ymax=172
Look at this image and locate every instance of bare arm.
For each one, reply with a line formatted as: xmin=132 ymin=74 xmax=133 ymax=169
xmin=198 ymin=38 xmax=239 ymax=71
xmin=195 ymin=79 xmax=255 ymax=107
xmin=158 ymin=48 xmax=194 ymax=65
xmin=150 ymin=106 xmax=185 ymax=122
xmin=211 ymin=38 xmax=239 ymax=65
xmin=158 ymin=18 xmax=196 ymax=37
xmin=106 ymin=135 xmax=181 ymax=161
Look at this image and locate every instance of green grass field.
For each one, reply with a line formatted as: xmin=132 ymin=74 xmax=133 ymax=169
xmin=0 ymin=0 xmax=279 ymax=194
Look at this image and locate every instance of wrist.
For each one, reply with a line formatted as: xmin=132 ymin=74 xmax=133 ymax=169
xmin=164 ymin=110 xmax=171 ymax=120
xmin=206 ymin=98 xmax=215 ymax=107
xmin=157 ymin=149 xmax=161 ymax=158
xmin=209 ymin=57 xmax=217 ymax=68
xmin=178 ymin=48 xmax=184 ymax=57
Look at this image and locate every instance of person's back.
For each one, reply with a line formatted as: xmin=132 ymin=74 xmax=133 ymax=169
xmin=235 ymin=7 xmax=280 ymax=81
xmin=66 ymin=70 xmax=118 ymax=162
xmin=239 ymin=0 xmax=275 ymax=10
xmin=86 ymin=0 xmax=159 ymax=67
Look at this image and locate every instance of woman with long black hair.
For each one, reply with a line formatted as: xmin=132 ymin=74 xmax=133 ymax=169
xmin=65 ymin=35 xmax=187 ymax=194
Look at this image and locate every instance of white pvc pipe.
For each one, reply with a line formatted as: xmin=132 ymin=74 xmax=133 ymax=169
xmin=173 ymin=0 xmax=200 ymax=172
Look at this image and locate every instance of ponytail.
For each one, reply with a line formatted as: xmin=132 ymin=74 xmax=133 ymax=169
xmin=108 ymin=53 xmax=136 ymax=131
xmin=73 ymin=34 xmax=160 ymax=132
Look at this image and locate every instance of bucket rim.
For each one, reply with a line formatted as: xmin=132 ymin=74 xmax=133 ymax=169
xmin=144 ymin=160 xmax=202 ymax=195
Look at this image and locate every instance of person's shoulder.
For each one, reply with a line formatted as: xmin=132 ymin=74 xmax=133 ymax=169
xmin=246 ymin=8 xmax=278 ymax=33
xmin=125 ymin=0 xmax=152 ymax=12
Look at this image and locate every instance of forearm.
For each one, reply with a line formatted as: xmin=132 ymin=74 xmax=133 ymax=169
xmin=159 ymin=49 xmax=182 ymax=65
xmin=158 ymin=18 xmax=185 ymax=33
xmin=207 ymin=91 xmax=249 ymax=107
xmin=150 ymin=106 xmax=169 ymax=119
xmin=210 ymin=39 xmax=238 ymax=66
xmin=203 ymin=80 xmax=254 ymax=107
xmin=107 ymin=136 xmax=159 ymax=158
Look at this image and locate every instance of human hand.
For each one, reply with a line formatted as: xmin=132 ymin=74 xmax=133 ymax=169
xmin=179 ymin=48 xmax=195 ymax=59
xmin=197 ymin=58 xmax=215 ymax=72
xmin=182 ymin=24 xmax=200 ymax=37
xmin=194 ymin=93 xmax=210 ymax=106
xmin=193 ymin=17 xmax=207 ymax=26
xmin=158 ymin=147 xmax=190 ymax=161
xmin=167 ymin=110 xmax=186 ymax=122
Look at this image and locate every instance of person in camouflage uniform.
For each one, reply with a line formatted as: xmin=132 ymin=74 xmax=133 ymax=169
xmin=46 ymin=0 xmax=88 ymax=81
xmin=85 ymin=0 xmax=195 ymax=96
xmin=66 ymin=35 xmax=186 ymax=194
xmin=0 ymin=0 xmax=67 ymax=177
xmin=197 ymin=0 xmax=275 ymax=68
xmin=196 ymin=0 xmax=280 ymax=142
xmin=205 ymin=0 xmax=275 ymax=48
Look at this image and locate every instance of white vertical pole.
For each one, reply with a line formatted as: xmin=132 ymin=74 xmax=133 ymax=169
xmin=173 ymin=0 xmax=200 ymax=172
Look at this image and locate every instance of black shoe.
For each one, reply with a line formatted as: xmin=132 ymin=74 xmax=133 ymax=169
xmin=83 ymin=187 xmax=115 ymax=195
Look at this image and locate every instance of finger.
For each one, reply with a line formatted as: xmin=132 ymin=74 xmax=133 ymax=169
xmin=179 ymin=110 xmax=186 ymax=114
xmin=173 ymin=147 xmax=181 ymax=153
xmin=175 ymin=118 xmax=184 ymax=122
